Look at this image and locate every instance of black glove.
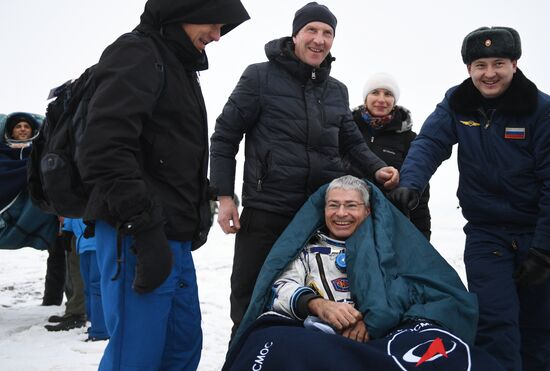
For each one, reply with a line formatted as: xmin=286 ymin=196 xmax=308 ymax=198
xmin=514 ymin=248 xmax=550 ymax=286
xmin=388 ymin=187 xmax=420 ymax=217
xmin=126 ymin=224 xmax=173 ymax=294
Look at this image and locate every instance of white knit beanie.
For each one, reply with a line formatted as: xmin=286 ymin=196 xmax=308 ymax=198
xmin=362 ymin=72 xmax=400 ymax=103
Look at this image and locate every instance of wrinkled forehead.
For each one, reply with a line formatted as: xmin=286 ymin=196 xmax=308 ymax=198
xmin=326 ymin=188 xmax=363 ymax=202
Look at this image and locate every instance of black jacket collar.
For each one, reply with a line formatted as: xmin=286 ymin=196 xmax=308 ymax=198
xmin=449 ymin=68 xmax=538 ymax=116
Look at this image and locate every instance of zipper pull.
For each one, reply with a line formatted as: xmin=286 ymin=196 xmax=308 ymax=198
xmin=257 ymin=179 xmax=263 ymax=191
xmin=311 ymin=69 xmax=316 ymax=80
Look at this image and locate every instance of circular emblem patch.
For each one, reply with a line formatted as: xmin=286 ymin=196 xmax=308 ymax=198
xmin=484 ymin=39 xmax=492 ymax=47
xmin=387 ymin=324 xmax=471 ymax=370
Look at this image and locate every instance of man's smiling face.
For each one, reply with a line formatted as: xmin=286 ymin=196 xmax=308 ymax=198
xmin=324 ymin=188 xmax=370 ymax=240
xmin=292 ymin=21 xmax=334 ymax=67
xmin=467 ymin=57 xmax=517 ymax=98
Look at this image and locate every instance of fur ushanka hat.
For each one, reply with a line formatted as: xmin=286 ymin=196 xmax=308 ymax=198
xmin=461 ymin=26 xmax=521 ymax=64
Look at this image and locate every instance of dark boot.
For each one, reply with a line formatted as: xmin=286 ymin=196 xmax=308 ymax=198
xmin=47 ymin=313 xmax=77 ymax=323
xmin=44 ymin=315 xmax=86 ymax=332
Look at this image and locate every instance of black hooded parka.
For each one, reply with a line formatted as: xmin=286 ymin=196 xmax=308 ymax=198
xmin=77 ymin=0 xmax=249 ymax=241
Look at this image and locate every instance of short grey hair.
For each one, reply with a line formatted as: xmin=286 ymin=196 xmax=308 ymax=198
xmin=325 ymin=175 xmax=370 ymax=206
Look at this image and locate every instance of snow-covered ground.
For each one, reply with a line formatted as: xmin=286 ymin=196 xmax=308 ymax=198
xmin=0 ymin=228 xmax=234 ymax=371
xmin=0 ymin=166 xmax=467 ymax=370
xmin=4 ymin=0 xmax=522 ymax=367
xmin=0 ymin=226 xmax=235 ymax=371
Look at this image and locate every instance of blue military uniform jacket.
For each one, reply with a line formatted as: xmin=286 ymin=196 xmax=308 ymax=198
xmin=400 ymin=69 xmax=550 ymax=250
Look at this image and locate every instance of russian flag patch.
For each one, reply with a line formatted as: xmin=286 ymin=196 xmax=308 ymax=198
xmin=504 ymin=127 xmax=526 ymax=140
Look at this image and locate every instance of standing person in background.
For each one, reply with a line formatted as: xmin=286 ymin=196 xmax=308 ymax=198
xmin=54 ymin=218 xmax=108 ymax=341
xmin=0 ymin=112 xmax=60 ymax=300
xmin=389 ymin=26 xmax=550 ymax=371
xmin=77 ymin=0 xmax=250 ymax=369
xmin=41 ymin=219 xmax=68 ymax=307
xmin=349 ymin=72 xmax=431 ymax=239
xmin=44 ymin=217 xmax=87 ymax=332
xmin=210 ymin=2 xmax=399 ymax=339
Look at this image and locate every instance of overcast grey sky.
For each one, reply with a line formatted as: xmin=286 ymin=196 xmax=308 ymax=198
xmin=1 ymin=0 xmax=548 ymax=124
xmin=1 ymin=0 xmax=548 ymax=261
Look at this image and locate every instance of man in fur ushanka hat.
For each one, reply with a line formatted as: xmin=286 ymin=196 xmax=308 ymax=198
xmin=390 ymin=26 xmax=550 ymax=371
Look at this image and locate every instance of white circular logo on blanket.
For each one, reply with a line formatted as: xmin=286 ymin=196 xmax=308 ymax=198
xmin=387 ymin=324 xmax=471 ymax=370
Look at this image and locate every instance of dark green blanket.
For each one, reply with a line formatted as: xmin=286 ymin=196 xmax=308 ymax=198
xmin=233 ymin=181 xmax=478 ymax=350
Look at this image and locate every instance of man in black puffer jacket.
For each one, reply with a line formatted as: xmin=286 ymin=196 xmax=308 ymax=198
xmin=77 ymin=0 xmax=249 ymax=369
xmin=210 ymin=2 xmax=399 ymax=340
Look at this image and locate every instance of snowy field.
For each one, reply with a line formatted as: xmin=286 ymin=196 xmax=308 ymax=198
xmin=0 ymin=166 xmax=467 ymax=371
xmin=4 ymin=0 xmax=542 ymax=369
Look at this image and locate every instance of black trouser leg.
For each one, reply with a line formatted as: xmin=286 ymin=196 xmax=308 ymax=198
xmin=229 ymin=208 xmax=292 ymax=339
xmin=42 ymin=233 xmax=68 ymax=306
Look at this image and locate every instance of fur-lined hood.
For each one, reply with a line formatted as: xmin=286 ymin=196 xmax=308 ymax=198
xmin=2 ymin=112 xmax=42 ymax=146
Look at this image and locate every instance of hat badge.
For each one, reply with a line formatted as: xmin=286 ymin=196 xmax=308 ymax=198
xmin=484 ymin=39 xmax=492 ymax=47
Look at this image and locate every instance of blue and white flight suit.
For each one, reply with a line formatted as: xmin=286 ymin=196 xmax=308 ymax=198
xmin=270 ymin=232 xmax=351 ymax=320
xmin=399 ymin=69 xmax=550 ymax=371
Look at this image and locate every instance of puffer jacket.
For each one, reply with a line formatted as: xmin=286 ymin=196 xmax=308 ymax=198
xmin=271 ymin=232 xmax=351 ymax=320
xmin=351 ymin=105 xmax=431 ymax=239
xmin=400 ymin=69 xmax=550 ymax=250
xmin=210 ymin=37 xmax=386 ymax=216
xmin=77 ymin=0 xmax=249 ymax=242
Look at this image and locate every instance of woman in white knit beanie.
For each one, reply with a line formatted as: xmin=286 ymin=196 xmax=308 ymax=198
xmin=350 ymin=72 xmax=432 ymax=240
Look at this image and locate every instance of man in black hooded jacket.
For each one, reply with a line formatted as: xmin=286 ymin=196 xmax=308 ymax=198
xmin=210 ymin=2 xmax=399 ymax=339
xmin=77 ymin=0 xmax=249 ymax=369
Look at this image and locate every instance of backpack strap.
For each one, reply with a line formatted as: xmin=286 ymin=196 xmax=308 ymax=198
xmin=126 ymin=30 xmax=166 ymax=101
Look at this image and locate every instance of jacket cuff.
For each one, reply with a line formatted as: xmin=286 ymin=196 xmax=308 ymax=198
xmin=294 ymin=289 xmax=321 ymax=320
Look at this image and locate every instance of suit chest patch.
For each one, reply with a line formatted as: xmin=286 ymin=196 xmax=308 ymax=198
xmin=331 ymin=277 xmax=349 ymax=292
xmin=459 ymin=120 xmax=480 ymax=127
xmin=504 ymin=127 xmax=526 ymax=140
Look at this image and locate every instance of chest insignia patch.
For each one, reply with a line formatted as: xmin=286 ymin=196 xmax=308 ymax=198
xmin=504 ymin=127 xmax=526 ymax=140
xmin=331 ymin=277 xmax=349 ymax=292
xmin=459 ymin=120 xmax=480 ymax=127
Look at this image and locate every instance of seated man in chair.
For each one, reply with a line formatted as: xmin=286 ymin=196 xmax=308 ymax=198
xmin=223 ymin=175 xmax=502 ymax=370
